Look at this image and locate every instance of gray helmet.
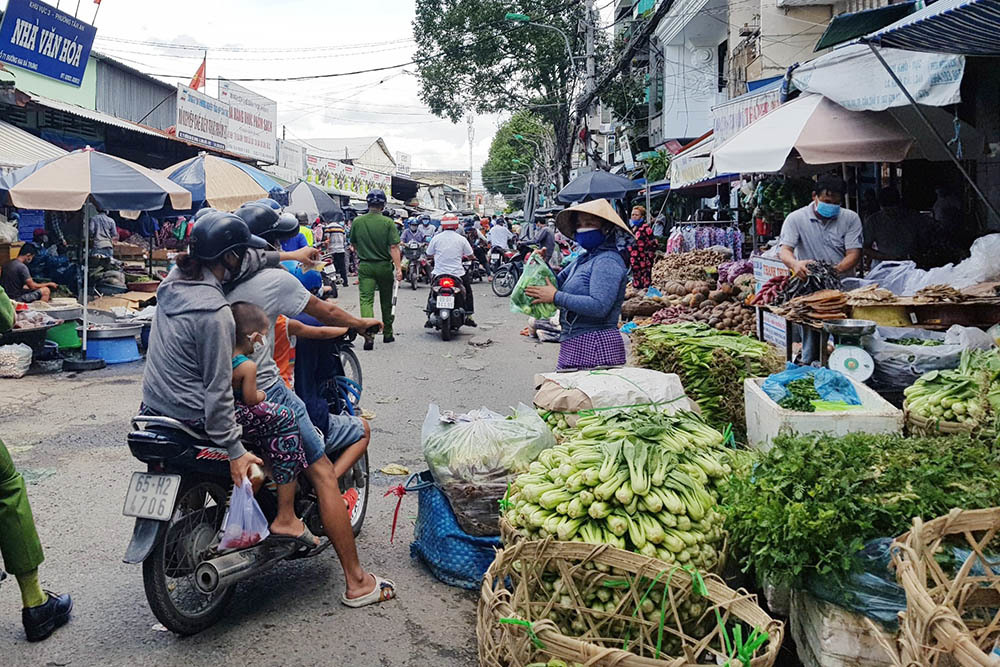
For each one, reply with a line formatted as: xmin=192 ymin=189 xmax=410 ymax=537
xmin=295 ymin=211 xmax=309 ymax=224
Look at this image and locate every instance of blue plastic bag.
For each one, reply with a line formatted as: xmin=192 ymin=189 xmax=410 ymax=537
xmin=409 ymin=476 xmax=501 ymax=590
xmin=762 ymin=363 xmax=862 ymax=405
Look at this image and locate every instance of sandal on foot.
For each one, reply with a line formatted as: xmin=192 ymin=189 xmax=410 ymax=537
xmin=265 ymin=524 xmax=321 ymax=554
xmin=343 ymin=488 xmax=359 ymax=516
xmin=341 ymin=574 xmax=396 ymax=608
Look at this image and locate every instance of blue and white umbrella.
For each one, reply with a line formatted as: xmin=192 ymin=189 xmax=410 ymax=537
xmin=164 ymin=152 xmax=286 ymax=212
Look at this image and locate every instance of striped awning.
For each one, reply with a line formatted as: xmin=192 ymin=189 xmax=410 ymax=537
xmin=0 ymin=119 xmax=66 ymax=170
xmin=864 ymin=0 xmax=1000 ymax=55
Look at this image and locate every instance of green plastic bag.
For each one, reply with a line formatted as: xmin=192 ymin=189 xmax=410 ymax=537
xmin=0 ymin=289 xmax=13 ymax=333
xmin=510 ymin=253 xmax=558 ymax=319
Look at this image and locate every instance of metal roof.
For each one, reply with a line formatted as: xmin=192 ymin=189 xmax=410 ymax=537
xmin=29 ymin=94 xmax=167 ymax=138
xmin=815 ymin=2 xmax=917 ymax=51
xmin=0 ymin=119 xmax=67 ymax=169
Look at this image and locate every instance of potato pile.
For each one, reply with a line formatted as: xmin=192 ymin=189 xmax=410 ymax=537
xmin=651 ymin=250 xmax=729 ymax=284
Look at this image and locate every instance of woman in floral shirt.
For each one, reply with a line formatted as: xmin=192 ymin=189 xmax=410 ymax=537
xmin=628 ymin=206 xmax=657 ymax=289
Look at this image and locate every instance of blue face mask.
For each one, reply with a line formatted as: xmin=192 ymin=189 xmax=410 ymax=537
xmin=575 ymin=228 xmax=605 ymax=250
xmin=631 ymin=217 xmax=644 ymax=227
xmin=815 ymin=201 xmax=841 ymax=219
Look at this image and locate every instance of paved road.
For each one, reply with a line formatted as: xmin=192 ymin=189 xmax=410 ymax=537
xmin=1 ymin=278 xmax=558 ymax=666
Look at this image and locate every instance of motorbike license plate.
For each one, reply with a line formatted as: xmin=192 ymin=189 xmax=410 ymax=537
xmin=122 ymin=472 xmax=181 ymax=521
xmin=436 ymin=295 xmax=455 ymax=309
xmin=323 ymin=265 xmax=336 ymax=275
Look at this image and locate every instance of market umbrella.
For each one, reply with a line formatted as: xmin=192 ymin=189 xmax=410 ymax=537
xmin=711 ymin=93 xmax=985 ymax=174
xmin=556 ymin=170 xmax=642 ymax=204
xmin=164 ymin=152 xmax=286 ymax=212
xmin=286 ymin=180 xmax=344 ymax=222
xmin=1 ymin=147 xmax=192 ymax=369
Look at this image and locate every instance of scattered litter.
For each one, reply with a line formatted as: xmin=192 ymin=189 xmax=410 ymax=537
xmin=413 ymin=375 xmax=429 ymax=381
xmin=152 ymin=623 xmax=169 ymax=632
xmin=375 ymin=396 xmax=400 ymax=405
xmin=361 ymin=409 xmax=376 ymax=420
xmin=468 ymin=336 xmax=493 ymax=348
xmin=380 ymin=464 xmax=410 ymax=475
xmin=21 ymin=469 xmax=56 ymax=484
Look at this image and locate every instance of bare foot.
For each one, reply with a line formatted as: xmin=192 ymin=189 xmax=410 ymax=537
xmin=344 ymin=573 xmax=377 ymax=600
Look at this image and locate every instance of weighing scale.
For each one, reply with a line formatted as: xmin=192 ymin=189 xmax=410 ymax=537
xmin=822 ymin=319 xmax=877 ymax=382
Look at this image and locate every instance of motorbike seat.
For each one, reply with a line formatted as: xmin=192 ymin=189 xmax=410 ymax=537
xmin=130 ymin=415 xmax=212 ymax=444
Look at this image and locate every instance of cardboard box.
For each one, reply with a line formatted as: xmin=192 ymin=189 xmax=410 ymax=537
xmin=0 ymin=241 xmax=24 ymax=262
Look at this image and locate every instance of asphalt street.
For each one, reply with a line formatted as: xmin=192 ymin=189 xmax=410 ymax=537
xmin=0 ymin=277 xmax=558 ymax=665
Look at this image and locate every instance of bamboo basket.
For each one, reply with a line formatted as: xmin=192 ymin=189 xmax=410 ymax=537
xmin=904 ymin=409 xmax=977 ymax=437
xmin=891 ymin=508 xmax=1000 ymax=666
xmin=478 ymin=538 xmax=783 ymax=667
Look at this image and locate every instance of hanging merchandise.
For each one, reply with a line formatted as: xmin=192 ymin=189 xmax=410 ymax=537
xmin=665 ymin=222 xmax=744 ymax=260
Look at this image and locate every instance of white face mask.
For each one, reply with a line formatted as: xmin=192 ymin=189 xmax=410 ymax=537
xmin=248 ymin=333 xmax=268 ymax=354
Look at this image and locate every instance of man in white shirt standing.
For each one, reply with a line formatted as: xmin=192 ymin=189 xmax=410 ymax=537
xmin=425 ymin=213 xmax=477 ymax=327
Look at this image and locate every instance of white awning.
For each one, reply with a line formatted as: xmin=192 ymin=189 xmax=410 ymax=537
xmin=669 ymin=134 xmax=716 ymax=189
xmin=0 ymin=119 xmax=67 ymax=170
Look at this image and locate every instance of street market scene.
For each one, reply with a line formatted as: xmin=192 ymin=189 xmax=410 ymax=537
xmin=2 ymin=0 xmax=1000 ymax=665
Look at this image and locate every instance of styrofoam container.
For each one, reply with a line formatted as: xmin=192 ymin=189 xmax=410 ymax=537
xmin=790 ymin=590 xmax=896 ymax=667
xmin=745 ymin=377 xmax=903 ymax=452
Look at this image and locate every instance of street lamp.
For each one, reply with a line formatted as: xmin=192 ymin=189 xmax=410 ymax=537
xmin=504 ymin=12 xmax=576 ymax=66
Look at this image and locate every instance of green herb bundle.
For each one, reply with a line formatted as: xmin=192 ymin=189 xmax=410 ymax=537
xmin=723 ymin=432 xmax=1000 ymax=588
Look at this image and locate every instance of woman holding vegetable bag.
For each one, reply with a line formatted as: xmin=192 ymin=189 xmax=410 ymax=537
xmin=525 ymin=199 xmax=633 ymax=370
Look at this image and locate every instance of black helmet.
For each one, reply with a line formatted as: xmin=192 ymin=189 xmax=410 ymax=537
xmin=366 ymin=189 xmax=387 ymax=206
xmin=190 ymin=211 xmax=267 ymax=261
xmin=294 ymin=211 xmax=310 ymax=224
xmin=192 ymin=206 xmax=217 ymax=221
xmin=234 ymin=202 xmax=296 ymax=239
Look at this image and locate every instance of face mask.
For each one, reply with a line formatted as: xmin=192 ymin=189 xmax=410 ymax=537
xmin=631 ymin=217 xmax=644 ymax=227
xmin=248 ymin=333 xmax=268 ymax=354
xmin=815 ymin=201 xmax=841 ymax=219
xmin=575 ymin=228 xmax=605 ymax=250
xmin=222 ymin=249 xmax=254 ymax=285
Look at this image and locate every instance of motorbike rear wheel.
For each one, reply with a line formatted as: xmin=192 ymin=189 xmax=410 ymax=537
xmin=440 ymin=312 xmax=452 ymax=341
xmin=408 ymin=264 xmax=417 ymax=290
xmin=491 ymin=266 xmax=517 ymax=297
xmin=142 ymin=478 xmax=234 ymax=635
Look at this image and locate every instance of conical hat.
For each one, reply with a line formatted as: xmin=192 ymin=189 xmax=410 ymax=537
xmin=555 ymin=198 xmax=633 ymax=238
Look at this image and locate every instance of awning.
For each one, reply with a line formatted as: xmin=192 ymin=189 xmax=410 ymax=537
xmin=815 ymin=2 xmax=917 ymax=51
xmin=711 ymin=93 xmax=984 ymax=173
xmin=0 ymin=119 xmax=67 ymax=170
xmin=30 ymin=95 xmax=166 ymax=139
xmin=669 ymin=134 xmax=716 ymax=189
xmin=863 ymin=0 xmax=1000 ymax=55
xmin=790 ymin=43 xmax=965 ymax=111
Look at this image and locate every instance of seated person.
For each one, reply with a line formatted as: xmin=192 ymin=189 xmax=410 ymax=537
xmin=424 ymin=214 xmax=476 ymax=327
xmin=1 ymin=244 xmax=57 ymax=303
xmin=401 ymin=219 xmax=423 ymax=245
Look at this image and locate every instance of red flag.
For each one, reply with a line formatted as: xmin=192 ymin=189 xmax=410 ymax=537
xmin=189 ymin=56 xmax=206 ymax=92
xmin=94 ymin=0 xmax=101 ymax=4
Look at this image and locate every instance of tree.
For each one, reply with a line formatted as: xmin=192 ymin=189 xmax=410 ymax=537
xmin=412 ymin=0 xmax=588 ymax=183
xmin=481 ymin=111 xmax=549 ymax=197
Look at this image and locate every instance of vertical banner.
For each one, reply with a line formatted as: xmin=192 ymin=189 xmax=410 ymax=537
xmin=219 ymin=80 xmax=277 ymax=163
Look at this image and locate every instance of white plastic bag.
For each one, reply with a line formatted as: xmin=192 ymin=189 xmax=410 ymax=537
xmin=0 ymin=343 xmax=33 ymax=378
xmin=864 ymin=325 xmax=994 ymax=389
xmin=219 ymin=478 xmax=270 ymax=549
xmin=422 ymin=403 xmax=555 ymax=536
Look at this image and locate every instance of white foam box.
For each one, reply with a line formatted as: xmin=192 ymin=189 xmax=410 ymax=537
xmin=744 ymin=377 xmax=903 ymax=452
xmin=790 ymin=590 xmax=897 ymax=667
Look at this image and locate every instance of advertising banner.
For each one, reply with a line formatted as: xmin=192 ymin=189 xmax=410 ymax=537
xmin=219 ymin=80 xmax=277 ymax=163
xmin=395 ymin=151 xmax=411 ymax=176
xmin=0 ymin=0 xmax=97 ymax=87
xmin=276 ymin=139 xmax=305 ymax=179
xmin=305 ymin=152 xmax=391 ymax=199
xmin=712 ymin=86 xmax=782 ymax=146
xmin=176 ymin=84 xmax=229 ymax=151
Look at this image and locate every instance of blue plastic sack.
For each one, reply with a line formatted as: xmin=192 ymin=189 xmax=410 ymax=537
xmin=410 ymin=480 xmax=500 ymax=590
xmin=762 ymin=363 xmax=861 ymax=405
xmin=805 ymin=538 xmax=905 ymax=629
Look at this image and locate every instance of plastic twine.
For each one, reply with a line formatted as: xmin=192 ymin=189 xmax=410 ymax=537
xmin=383 ymin=485 xmax=406 ymax=543
xmin=498 ymin=617 xmax=546 ymax=649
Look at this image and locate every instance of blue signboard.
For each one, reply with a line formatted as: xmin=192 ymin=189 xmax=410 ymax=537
xmin=0 ymin=0 xmax=97 ymax=87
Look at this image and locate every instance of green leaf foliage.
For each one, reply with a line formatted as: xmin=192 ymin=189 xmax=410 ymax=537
xmin=723 ymin=432 xmax=1000 ymax=588
xmin=481 ymin=111 xmax=548 ymax=195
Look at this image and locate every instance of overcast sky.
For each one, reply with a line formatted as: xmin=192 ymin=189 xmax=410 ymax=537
xmin=5 ymin=0 xmax=502 ymax=172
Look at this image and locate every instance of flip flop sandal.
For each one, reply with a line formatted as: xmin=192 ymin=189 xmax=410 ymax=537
xmin=265 ymin=524 xmax=322 ymax=555
xmin=341 ymin=574 xmax=396 ymax=608
xmin=342 ymin=488 xmax=359 ymax=516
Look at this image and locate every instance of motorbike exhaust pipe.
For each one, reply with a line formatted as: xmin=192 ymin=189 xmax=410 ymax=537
xmin=194 ymin=541 xmax=295 ymax=594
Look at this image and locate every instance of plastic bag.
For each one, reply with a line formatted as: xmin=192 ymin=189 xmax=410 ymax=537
xmin=0 ymin=343 xmax=33 ymax=378
xmin=0 ymin=290 xmax=13 ymax=333
xmin=762 ymin=363 xmax=862 ymax=405
xmin=510 ymin=254 xmax=558 ymax=319
xmin=865 ymin=325 xmax=993 ymax=390
xmin=860 ymin=234 xmax=1000 ymax=295
xmin=219 ymin=478 xmax=270 ymax=550
xmin=422 ymin=403 xmax=555 ymax=536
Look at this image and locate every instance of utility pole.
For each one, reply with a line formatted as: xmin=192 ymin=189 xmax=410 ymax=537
xmin=583 ymin=0 xmax=597 ymax=168
xmin=467 ymin=113 xmax=475 ymax=209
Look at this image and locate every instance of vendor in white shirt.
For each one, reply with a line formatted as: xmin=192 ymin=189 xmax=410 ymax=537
xmin=487 ymin=219 xmax=515 ymax=251
xmin=425 ymin=213 xmax=477 ymax=327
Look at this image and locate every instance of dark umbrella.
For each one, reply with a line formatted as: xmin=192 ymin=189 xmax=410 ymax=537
xmin=287 ymin=180 xmax=344 ymax=222
xmin=556 ymin=170 xmax=642 ymax=204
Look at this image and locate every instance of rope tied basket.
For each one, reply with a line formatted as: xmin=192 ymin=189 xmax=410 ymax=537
xmin=891 ymin=507 xmax=1000 ymax=667
xmin=478 ymin=537 xmax=783 ymax=667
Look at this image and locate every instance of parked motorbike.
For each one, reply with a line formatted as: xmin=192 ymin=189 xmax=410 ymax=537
xmin=426 ymin=274 xmax=467 ymax=341
xmin=402 ymin=241 xmax=425 ymax=290
xmin=123 ymin=332 xmax=368 ymax=635
xmin=490 ymin=243 xmax=537 ymax=297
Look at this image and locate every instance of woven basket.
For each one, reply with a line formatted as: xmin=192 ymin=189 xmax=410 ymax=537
xmin=478 ymin=538 xmax=783 ymax=667
xmin=891 ymin=507 xmax=1000 ymax=667
xmin=904 ymin=409 xmax=977 ymax=437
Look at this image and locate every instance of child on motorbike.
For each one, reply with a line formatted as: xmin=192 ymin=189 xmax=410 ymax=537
xmin=230 ymin=301 xmax=320 ymax=552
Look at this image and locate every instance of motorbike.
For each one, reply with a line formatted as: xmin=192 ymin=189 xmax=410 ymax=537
xmin=487 ymin=245 xmax=509 ymax=274
xmin=402 ymin=241 xmax=425 ymax=290
xmin=490 ymin=243 xmax=537 ymax=297
xmin=426 ymin=274 xmax=467 ymax=341
xmin=464 ymin=255 xmax=487 ymax=283
xmin=123 ymin=332 xmax=368 ymax=636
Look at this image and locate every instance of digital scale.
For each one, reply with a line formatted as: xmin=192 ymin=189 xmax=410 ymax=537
xmin=822 ymin=319 xmax=877 ymax=382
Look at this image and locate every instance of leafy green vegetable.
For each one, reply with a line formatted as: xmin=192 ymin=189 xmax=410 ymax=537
xmin=510 ymin=254 xmax=558 ymax=319
xmin=723 ymin=432 xmax=1000 ymax=588
xmin=777 ymin=377 xmax=820 ymax=412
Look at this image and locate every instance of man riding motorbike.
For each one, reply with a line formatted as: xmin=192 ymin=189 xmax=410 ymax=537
xmin=227 ymin=202 xmax=395 ymax=606
xmin=463 ymin=219 xmax=490 ymax=276
xmin=417 ymin=215 xmax=436 ymax=242
xmin=401 ymin=219 xmax=423 ymax=245
xmin=425 ymin=214 xmax=476 ymax=328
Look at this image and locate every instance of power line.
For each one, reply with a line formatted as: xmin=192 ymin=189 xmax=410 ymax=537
xmin=94 ymin=34 xmax=416 ymax=53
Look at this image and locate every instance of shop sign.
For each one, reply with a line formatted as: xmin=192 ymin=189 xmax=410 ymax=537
xmin=218 ymin=80 xmax=277 ymax=163
xmin=712 ymin=87 xmax=782 ymax=146
xmin=670 ymin=154 xmax=713 ymax=189
xmin=276 ymin=139 xmax=305 ymax=179
xmin=791 ymin=43 xmax=964 ymax=112
xmin=175 ymin=84 xmax=229 ymax=151
xmin=0 ymin=0 xmax=97 ymax=87
xmin=395 ymin=151 xmax=411 ymax=176
xmin=305 ymin=152 xmax=390 ymax=198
